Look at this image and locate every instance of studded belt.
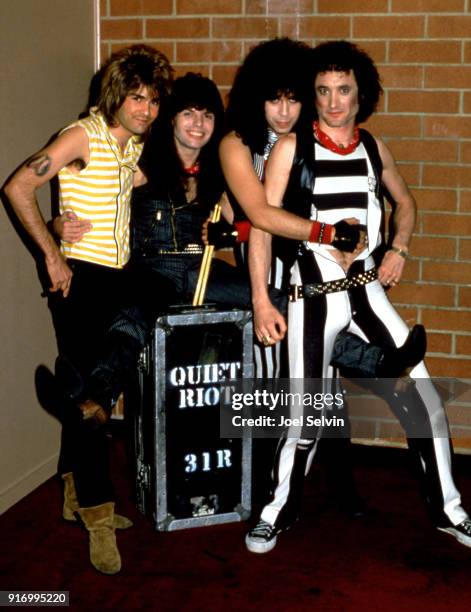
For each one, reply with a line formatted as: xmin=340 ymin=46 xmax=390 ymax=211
xmin=151 ymin=244 xmax=204 ymax=256
xmin=289 ymin=268 xmax=378 ymax=301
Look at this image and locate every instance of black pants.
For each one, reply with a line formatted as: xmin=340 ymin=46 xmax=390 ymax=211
xmin=49 ymin=259 xmax=175 ymax=507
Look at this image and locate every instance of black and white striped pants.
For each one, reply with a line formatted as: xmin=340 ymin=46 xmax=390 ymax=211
xmin=260 ymin=253 xmax=468 ymax=529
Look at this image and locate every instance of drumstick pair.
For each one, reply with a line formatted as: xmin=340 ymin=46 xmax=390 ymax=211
xmin=192 ymin=203 xmax=222 ymax=307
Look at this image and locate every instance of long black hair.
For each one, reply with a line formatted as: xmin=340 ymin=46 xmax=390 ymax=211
xmin=224 ymin=38 xmax=312 ymax=154
xmin=139 ymin=72 xmax=225 ymax=209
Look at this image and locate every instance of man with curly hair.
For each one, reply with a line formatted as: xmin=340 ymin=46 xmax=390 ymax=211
xmin=247 ymin=40 xmax=471 ymax=553
xmin=220 ymin=38 xmax=428 ymax=537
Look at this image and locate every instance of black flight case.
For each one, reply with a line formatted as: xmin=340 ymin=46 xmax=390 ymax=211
xmin=133 ymin=305 xmax=253 ymax=530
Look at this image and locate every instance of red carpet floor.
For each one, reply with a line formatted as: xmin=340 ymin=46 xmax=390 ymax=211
xmin=2 ymin=429 xmax=471 ymax=611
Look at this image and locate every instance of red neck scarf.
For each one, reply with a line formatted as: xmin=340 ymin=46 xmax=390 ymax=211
xmin=184 ymin=161 xmax=200 ymax=176
xmin=313 ymin=121 xmax=360 ymax=155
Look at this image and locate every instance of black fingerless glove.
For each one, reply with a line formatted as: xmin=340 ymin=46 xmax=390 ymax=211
xmin=206 ymin=219 xmax=238 ymax=248
xmin=331 ymin=220 xmax=361 ymax=253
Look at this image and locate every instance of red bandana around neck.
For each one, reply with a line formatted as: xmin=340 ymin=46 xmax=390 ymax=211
xmin=184 ymin=161 xmax=200 ymax=176
xmin=313 ymin=121 xmax=360 ymax=156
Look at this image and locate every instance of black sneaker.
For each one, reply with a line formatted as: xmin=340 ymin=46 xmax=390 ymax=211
xmin=245 ymin=519 xmax=279 ymax=554
xmin=437 ymin=519 xmax=471 ymax=548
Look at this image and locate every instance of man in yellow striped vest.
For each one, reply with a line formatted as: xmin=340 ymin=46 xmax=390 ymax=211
xmin=4 ymin=44 xmax=174 ymax=575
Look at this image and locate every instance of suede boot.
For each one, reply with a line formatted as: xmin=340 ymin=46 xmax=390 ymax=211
xmin=78 ymin=502 xmax=122 ymax=575
xmin=62 ymin=473 xmax=133 ymax=529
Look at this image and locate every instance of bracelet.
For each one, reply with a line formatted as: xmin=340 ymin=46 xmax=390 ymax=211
xmin=309 ymin=221 xmax=334 ymax=245
xmin=391 ymin=246 xmax=408 ymax=259
xmin=234 ymin=220 xmax=251 ymax=243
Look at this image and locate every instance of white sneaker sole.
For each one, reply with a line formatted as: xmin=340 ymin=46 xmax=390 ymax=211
xmin=437 ymin=526 xmax=471 ymax=548
xmin=245 ymin=533 xmax=278 ymax=554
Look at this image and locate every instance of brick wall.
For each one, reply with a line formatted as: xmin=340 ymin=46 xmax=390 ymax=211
xmin=100 ymin=0 xmax=471 ymax=449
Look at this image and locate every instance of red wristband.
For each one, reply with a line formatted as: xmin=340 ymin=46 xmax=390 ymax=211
xmin=309 ymin=221 xmax=334 ymax=245
xmin=234 ymin=220 xmax=251 ymax=243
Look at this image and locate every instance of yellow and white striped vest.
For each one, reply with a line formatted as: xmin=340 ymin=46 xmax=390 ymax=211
xmin=58 ymin=109 xmax=143 ymax=268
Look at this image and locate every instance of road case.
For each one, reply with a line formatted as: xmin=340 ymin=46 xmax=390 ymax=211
xmin=133 ymin=306 xmax=253 ymax=531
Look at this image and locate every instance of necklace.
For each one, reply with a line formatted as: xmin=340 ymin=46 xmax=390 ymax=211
xmin=184 ymin=161 xmax=200 ymax=176
xmin=313 ymin=121 xmax=359 ymax=155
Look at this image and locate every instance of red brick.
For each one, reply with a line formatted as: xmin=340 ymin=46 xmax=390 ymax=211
xmin=388 ymin=91 xmax=459 ymax=115
xmin=457 ymin=335 xmax=471 ymax=356
xmin=424 ymin=117 xmax=471 ymax=139
xmin=390 ymin=41 xmax=462 ymax=64
xmin=377 ymin=422 xmax=407 ymax=445
xmin=422 ymin=308 xmax=471 ymax=332
xmin=109 ymin=41 xmax=174 ymax=61
xmin=394 ymin=306 xmax=419 ymax=326
xmin=349 ymin=397 xmax=392 ymax=421
xmin=366 ymin=115 xmax=421 ymax=138
xmin=177 ymin=0 xmax=241 ymax=13
xmin=425 ymin=66 xmax=471 ymax=90
xmin=447 ymin=405 xmax=471 ymax=426
xmin=281 ymin=17 xmax=350 ymax=39
xmin=427 ymin=332 xmax=452 ymax=354
xmin=460 ymin=239 xmax=471 ymax=261
xmin=426 ymin=356 xmax=471 ymax=378
xmin=110 ymin=0 xmax=173 ymax=15
xmin=101 ymin=0 xmax=108 ymax=17
xmin=146 ymin=18 xmax=209 ymax=38
xmin=378 ymin=66 xmax=422 ymax=89
xmin=388 ymin=140 xmax=458 ymax=163
xmin=460 ymin=287 xmax=471 ymax=307
xmin=212 ymin=64 xmax=239 ymax=87
xmin=246 ymin=0 xmax=312 ymax=13
xmin=395 ymin=259 xmax=420 ymax=283
xmin=218 ymin=86 xmax=230 ymax=102
xmin=450 ymin=433 xmax=471 ymax=451
xmin=350 ymin=420 xmax=377 ymax=441
xmin=174 ymin=65 xmax=209 ymax=78
xmin=449 ymin=384 xmax=471 ymax=405
xmin=461 ymin=143 xmax=471 ymax=165
xmin=100 ymin=43 xmax=110 ymax=61
xmin=461 ymin=192 xmax=471 ymax=213
xmin=423 ymin=261 xmax=471 ymax=284
xmin=423 ymin=166 xmax=471 ymax=189
xmin=465 ymin=42 xmax=471 ymax=64
xmin=176 ymin=41 xmax=242 ymax=63
xmin=389 ymin=283 xmax=454 ymax=307
xmin=318 ymin=0 xmax=388 ymax=11
xmin=465 ymin=93 xmax=471 ymax=115
xmin=353 ymin=16 xmax=425 ymax=39
xmin=413 ymin=189 xmax=457 ymax=212
xmin=428 ymin=15 xmax=471 ymax=38
xmin=354 ymin=41 xmax=387 ymax=63
xmin=101 ymin=18 xmax=143 ymax=40
xmin=411 ymin=236 xmax=457 ymax=259
xmin=392 ymin=0 xmax=465 ymax=11
xmin=213 ymin=17 xmax=278 ymax=38
xmin=396 ymin=163 xmax=420 ymax=187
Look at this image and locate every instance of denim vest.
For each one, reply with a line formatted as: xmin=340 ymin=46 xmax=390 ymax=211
xmin=131 ymin=187 xmax=210 ymax=256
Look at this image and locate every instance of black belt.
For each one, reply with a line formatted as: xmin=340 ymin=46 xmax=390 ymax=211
xmin=142 ymin=244 xmax=204 ymax=256
xmin=289 ymin=268 xmax=377 ymax=301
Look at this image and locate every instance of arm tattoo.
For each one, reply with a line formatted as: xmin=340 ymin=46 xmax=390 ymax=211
xmin=26 ymin=153 xmax=52 ymax=177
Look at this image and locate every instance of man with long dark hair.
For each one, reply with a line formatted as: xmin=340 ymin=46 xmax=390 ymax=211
xmin=220 ymin=39 xmax=425 ymax=552
xmin=4 ymin=44 xmax=174 ymax=574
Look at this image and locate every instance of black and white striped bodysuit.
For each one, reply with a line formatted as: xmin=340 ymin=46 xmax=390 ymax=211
xmin=260 ymin=136 xmax=468 ymax=531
